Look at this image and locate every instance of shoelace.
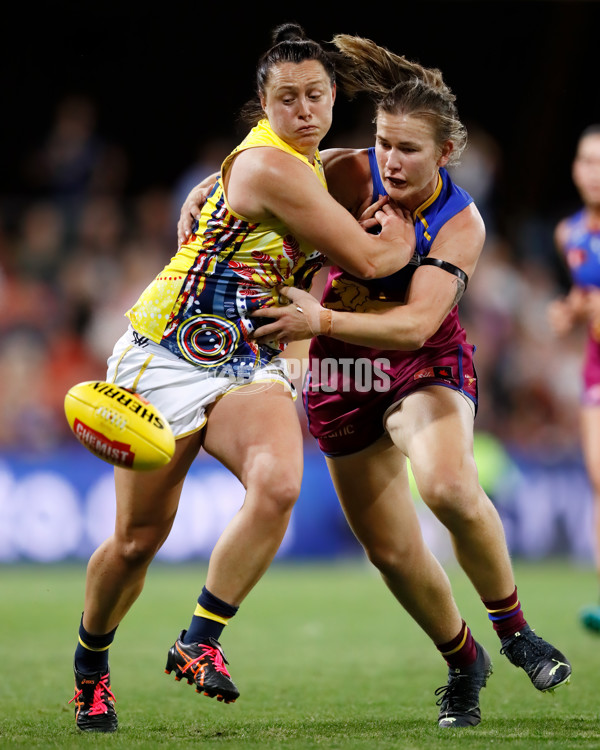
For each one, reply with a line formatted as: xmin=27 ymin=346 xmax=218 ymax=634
xmin=182 ymin=644 xmax=231 ymax=677
xmin=434 ymin=673 xmax=483 ymax=710
xmin=69 ymin=674 xmax=116 ymax=715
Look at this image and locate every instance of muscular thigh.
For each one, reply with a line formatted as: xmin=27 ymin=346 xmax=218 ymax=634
xmin=113 ymin=430 xmax=203 ymax=534
xmin=202 ymin=382 xmax=304 ymax=488
xmin=385 ymin=385 xmax=477 ymax=489
xmin=581 ymin=405 xmax=600 ymax=489
xmin=326 ymin=436 xmax=422 ymax=547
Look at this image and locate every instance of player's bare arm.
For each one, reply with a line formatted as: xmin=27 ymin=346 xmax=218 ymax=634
xmin=321 ymin=148 xmax=374 ymax=215
xmin=425 ymin=202 xmax=485 ymax=280
xmin=251 ymin=205 xmax=484 ymax=349
xmin=228 ymin=147 xmax=415 ymax=279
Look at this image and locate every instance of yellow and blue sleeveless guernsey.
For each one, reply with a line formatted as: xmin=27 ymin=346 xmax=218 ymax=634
xmin=127 ymin=119 xmax=326 ymax=377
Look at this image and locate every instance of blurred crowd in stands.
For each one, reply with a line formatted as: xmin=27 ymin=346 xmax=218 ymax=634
xmin=0 ymin=95 xmax=585 ymax=460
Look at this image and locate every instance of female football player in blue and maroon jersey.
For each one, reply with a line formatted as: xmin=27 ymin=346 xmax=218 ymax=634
xmin=548 ymin=124 xmax=600 ymax=632
xmin=247 ymin=35 xmax=572 ymax=726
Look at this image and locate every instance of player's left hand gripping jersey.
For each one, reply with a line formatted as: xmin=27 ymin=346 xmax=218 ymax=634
xmin=127 ymin=119 xmax=325 ymax=377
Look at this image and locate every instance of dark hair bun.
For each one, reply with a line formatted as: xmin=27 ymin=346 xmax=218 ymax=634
xmin=271 ymin=22 xmax=306 ymax=45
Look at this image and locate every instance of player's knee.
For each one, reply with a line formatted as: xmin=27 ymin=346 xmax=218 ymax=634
xmin=419 ymin=471 xmax=480 ymax=524
xmin=266 ymin=475 xmax=301 ymax=515
xmin=246 ymin=454 xmax=302 ymax=515
xmin=363 ymin=537 xmax=421 ymax=576
xmin=116 ymin=528 xmax=166 ymax=567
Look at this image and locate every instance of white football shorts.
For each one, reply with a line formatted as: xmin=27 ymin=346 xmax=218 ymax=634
xmin=106 ymin=326 xmax=295 ymax=438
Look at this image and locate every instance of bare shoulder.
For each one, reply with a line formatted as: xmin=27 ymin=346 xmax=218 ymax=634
xmin=229 ymin=145 xmax=316 ymax=188
xmin=429 ymin=202 xmax=486 ymax=275
xmin=226 ymin=146 xmax=329 ymax=219
xmin=321 ymin=148 xmax=372 ymax=213
xmin=229 ymin=146 xmax=307 ymax=182
xmin=321 ymin=147 xmax=368 ymax=170
xmin=438 ymin=202 xmax=486 ymax=243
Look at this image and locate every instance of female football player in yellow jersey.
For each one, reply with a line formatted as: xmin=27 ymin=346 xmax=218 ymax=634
xmin=181 ymin=34 xmax=571 ymax=730
xmin=69 ymin=24 xmax=415 ymax=733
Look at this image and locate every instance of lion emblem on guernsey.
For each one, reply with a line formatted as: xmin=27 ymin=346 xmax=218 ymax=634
xmin=328 ymin=278 xmax=372 ymax=312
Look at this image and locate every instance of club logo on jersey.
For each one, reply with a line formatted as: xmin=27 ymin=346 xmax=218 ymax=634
xmin=329 ymin=278 xmax=372 ymax=312
xmin=566 ymin=247 xmax=587 ymax=268
xmin=413 ymin=366 xmax=455 ymax=381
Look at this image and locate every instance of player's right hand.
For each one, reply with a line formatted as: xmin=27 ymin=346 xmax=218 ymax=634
xmin=376 ymin=201 xmax=416 ymax=255
xmin=177 ymin=177 xmax=218 ymax=246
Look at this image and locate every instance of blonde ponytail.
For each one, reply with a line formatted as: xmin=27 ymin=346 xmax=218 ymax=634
xmin=330 ymin=34 xmax=467 ymax=164
xmin=332 ymin=34 xmax=450 ymax=98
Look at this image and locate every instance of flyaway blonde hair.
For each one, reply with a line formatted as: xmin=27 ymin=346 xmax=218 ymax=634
xmin=331 ymin=35 xmax=467 ymax=164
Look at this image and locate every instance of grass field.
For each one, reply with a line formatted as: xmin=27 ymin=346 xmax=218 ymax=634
xmin=1 ymin=559 xmax=599 ymax=749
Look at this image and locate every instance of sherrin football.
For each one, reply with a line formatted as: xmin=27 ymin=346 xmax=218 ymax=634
xmin=64 ymin=381 xmax=175 ymax=471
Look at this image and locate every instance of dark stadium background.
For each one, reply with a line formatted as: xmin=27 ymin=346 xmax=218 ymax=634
xmin=1 ymin=0 xmax=600 ymax=565
xmin=3 ymin=1 xmax=599 ymax=224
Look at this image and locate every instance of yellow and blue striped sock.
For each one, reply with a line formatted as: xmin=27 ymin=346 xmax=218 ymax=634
xmin=182 ymin=586 xmax=238 ymax=644
xmin=74 ymin=615 xmax=117 ymax=675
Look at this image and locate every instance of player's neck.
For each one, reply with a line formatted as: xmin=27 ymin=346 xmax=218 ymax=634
xmin=585 ymin=205 xmax=600 ymax=231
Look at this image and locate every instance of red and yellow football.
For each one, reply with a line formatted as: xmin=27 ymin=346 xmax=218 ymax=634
xmin=64 ymin=381 xmax=175 ymax=471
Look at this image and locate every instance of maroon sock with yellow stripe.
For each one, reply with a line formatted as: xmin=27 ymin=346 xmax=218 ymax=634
xmin=436 ymin=620 xmax=477 ymax=668
xmin=482 ymin=586 xmax=527 ymax=640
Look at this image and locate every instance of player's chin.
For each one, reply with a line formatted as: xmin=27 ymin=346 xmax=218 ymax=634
xmin=384 ymin=183 xmax=409 ymax=202
xmin=294 ymin=127 xmax=326 ymax=148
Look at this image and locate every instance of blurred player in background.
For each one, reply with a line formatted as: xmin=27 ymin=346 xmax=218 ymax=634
xmin=182 ymin=34 xmax=573 ymax=728
xmin=68 ymin=24 xmax=415 ymax=733
xmin=548 ymin=124 xmax=600 ymax=632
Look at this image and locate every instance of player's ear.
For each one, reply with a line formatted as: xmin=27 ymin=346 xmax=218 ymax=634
xmin=438 ymin=140 xmax=453 ymax=168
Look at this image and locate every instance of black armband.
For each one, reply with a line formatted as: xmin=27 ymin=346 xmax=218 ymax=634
xmin=420 ymin=257 xmax=469 ymax=289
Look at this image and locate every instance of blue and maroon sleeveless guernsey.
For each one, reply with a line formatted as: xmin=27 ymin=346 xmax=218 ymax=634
xmin=304 ymin=154 xmax=477 ymax=456
xmin=559 ymin=209 xmax=600 ymax=405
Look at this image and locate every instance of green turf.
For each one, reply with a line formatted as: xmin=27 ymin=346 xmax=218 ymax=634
xmin=1 ymin=559 xmax=599 ymax=748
